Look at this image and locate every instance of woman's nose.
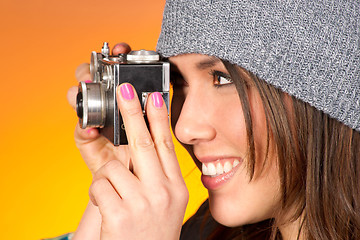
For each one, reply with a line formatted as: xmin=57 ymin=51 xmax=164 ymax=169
xmin=174 ymin=90 xmax=216 ymax=145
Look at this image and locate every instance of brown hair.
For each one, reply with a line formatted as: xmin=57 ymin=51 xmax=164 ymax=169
xmin=206 ymin=61 xmax=360 ymax=240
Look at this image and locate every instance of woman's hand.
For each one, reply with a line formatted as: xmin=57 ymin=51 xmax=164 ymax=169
xmin=67 ymin=43 xmax=132 ymax=175
xmin=89 ymin=84 xmax=189 ymax=240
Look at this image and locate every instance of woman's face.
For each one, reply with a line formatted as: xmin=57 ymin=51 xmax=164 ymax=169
xmin=169 ymin=54 xmax=281 ymax=226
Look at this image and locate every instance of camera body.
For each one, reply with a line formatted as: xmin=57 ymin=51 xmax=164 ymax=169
xmin=76 ymin=42 xmax=170 ymax=145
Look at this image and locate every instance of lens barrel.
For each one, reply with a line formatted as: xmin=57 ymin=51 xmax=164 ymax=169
xmin=76 ymin=81 xmax=106 ymax=128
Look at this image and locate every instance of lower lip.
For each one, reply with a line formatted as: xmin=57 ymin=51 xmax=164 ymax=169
xmin=201 ymin=162 xmax=241 ymax=190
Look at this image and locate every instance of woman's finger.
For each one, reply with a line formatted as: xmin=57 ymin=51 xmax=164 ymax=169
xmin=146 ymin=93 xmax=182 ymax=180
xmin=75 ymin=63 xmax=91 ymax=82
xmin=67 ymin=86 xmax=78 ymax=109
xmin=92 ymin=160 xmax=139 ymax=200
xmin=74 ymin=123 xmax=101 ymax=144
xmin=112 ymin=42 xmax=131 ymax=55
xmin=89 ymin=177 xmax=123 ymax=216
xmin=74 ymin=123 xmax=131 ymax=174
xmin=116 ymin=83 xmax=164 ymax=181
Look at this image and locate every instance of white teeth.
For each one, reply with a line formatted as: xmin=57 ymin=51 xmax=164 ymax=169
xmin=223 ymin=161 xmax=232 ymax=173
xmin=233 ymin=160 xmax=240 ymax=167
xmin=207 ymin=162 xmax=217 ymax=176
xmin=202 ymin=163 xmax=208 ymax=175
xmin=216 ymin=162 xmax=223 ymax=175
xmin=202 ymin=160 xmax=241 ymax=177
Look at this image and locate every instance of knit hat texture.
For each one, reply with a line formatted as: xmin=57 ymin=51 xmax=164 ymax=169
xmin=156 ymin=0 xmax=360 ymax=132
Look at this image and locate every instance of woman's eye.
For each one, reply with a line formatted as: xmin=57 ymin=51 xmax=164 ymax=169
xmin=212 ymin=70 xmax=233 ymax=86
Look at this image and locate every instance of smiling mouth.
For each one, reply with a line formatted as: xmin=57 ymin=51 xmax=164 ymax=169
xmin=202 ymin=159 xmax=240 ymax=177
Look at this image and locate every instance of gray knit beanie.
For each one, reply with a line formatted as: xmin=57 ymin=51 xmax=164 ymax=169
xmin=156 ymin=0 xmax=360 ymax=132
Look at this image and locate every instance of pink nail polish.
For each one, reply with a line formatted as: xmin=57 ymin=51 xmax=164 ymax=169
xmin=152 ymin=92 xmax=163 ymax=108
xmin=85 ymin=80 xmax=92 ymax=83
xmin=120 ymin=83 xmax=134 ymax=100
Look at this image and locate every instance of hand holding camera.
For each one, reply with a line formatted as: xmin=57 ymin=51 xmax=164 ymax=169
xmin=67 ymin=43 xmax=132 ymax=175
xmin=88 ymin=78 xmax=188 ymax=239
xmin=68 ymin=43 xmax=188 ymax=240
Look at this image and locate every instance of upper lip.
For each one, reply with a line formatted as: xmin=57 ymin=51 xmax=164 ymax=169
xmin=194 ymin=153 xmax=240 ymax=163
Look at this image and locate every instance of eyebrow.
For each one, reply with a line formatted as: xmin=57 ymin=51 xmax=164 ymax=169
xmin=196 ymin=57 xmax=221 ymax=70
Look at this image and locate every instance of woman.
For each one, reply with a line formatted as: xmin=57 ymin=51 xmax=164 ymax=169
xmin=66 ymin=0 xmax=360 ymax=239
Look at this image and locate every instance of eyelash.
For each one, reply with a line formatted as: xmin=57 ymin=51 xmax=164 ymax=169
xmin=210 ymin=70 xmax=233 ymax=87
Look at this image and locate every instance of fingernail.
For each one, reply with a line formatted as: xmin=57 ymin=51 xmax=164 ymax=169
xmin=87 ymin=128 xmax=92 ymax=134
xmin=152 ymin=92 xmax=163 ymax=108
xmin=85 ymin=80 xmax=92 ymax=83
xmin=120 ymin=83 xmax=134 ymax=100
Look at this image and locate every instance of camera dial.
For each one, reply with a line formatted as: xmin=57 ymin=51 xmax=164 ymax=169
xmin=127 ymin=50 xmax=160 ymax=63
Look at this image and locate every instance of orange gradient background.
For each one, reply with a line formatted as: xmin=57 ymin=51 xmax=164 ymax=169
xmin=0 ymin=0 xmax=208 ymax=239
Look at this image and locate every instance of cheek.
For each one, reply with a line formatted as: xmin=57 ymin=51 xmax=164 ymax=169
xmin=211 ymin=92 xmax=249 ymax=150
xmin=217 ymin=102 xmax=247 ymax=144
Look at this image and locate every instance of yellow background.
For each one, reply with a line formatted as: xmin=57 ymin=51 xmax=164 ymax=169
xmin=0 ymin=0 xmax=207 ymax=239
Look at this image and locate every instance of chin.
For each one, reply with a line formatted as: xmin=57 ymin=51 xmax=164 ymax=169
xmin=208 ymin=194 xmax=270 ymax=227
xmin=210 ymin=207 xmax=259 ymax=227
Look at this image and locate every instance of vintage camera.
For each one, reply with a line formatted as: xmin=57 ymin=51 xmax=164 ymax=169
xmin=76 ymin=42 xmax=170 ymax=145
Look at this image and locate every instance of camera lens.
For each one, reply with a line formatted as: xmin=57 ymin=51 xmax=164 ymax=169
xmin=76 ymin=92 xmax=83 ymax=119
xmin=77 ymin=81 xmax=106 ymax=129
